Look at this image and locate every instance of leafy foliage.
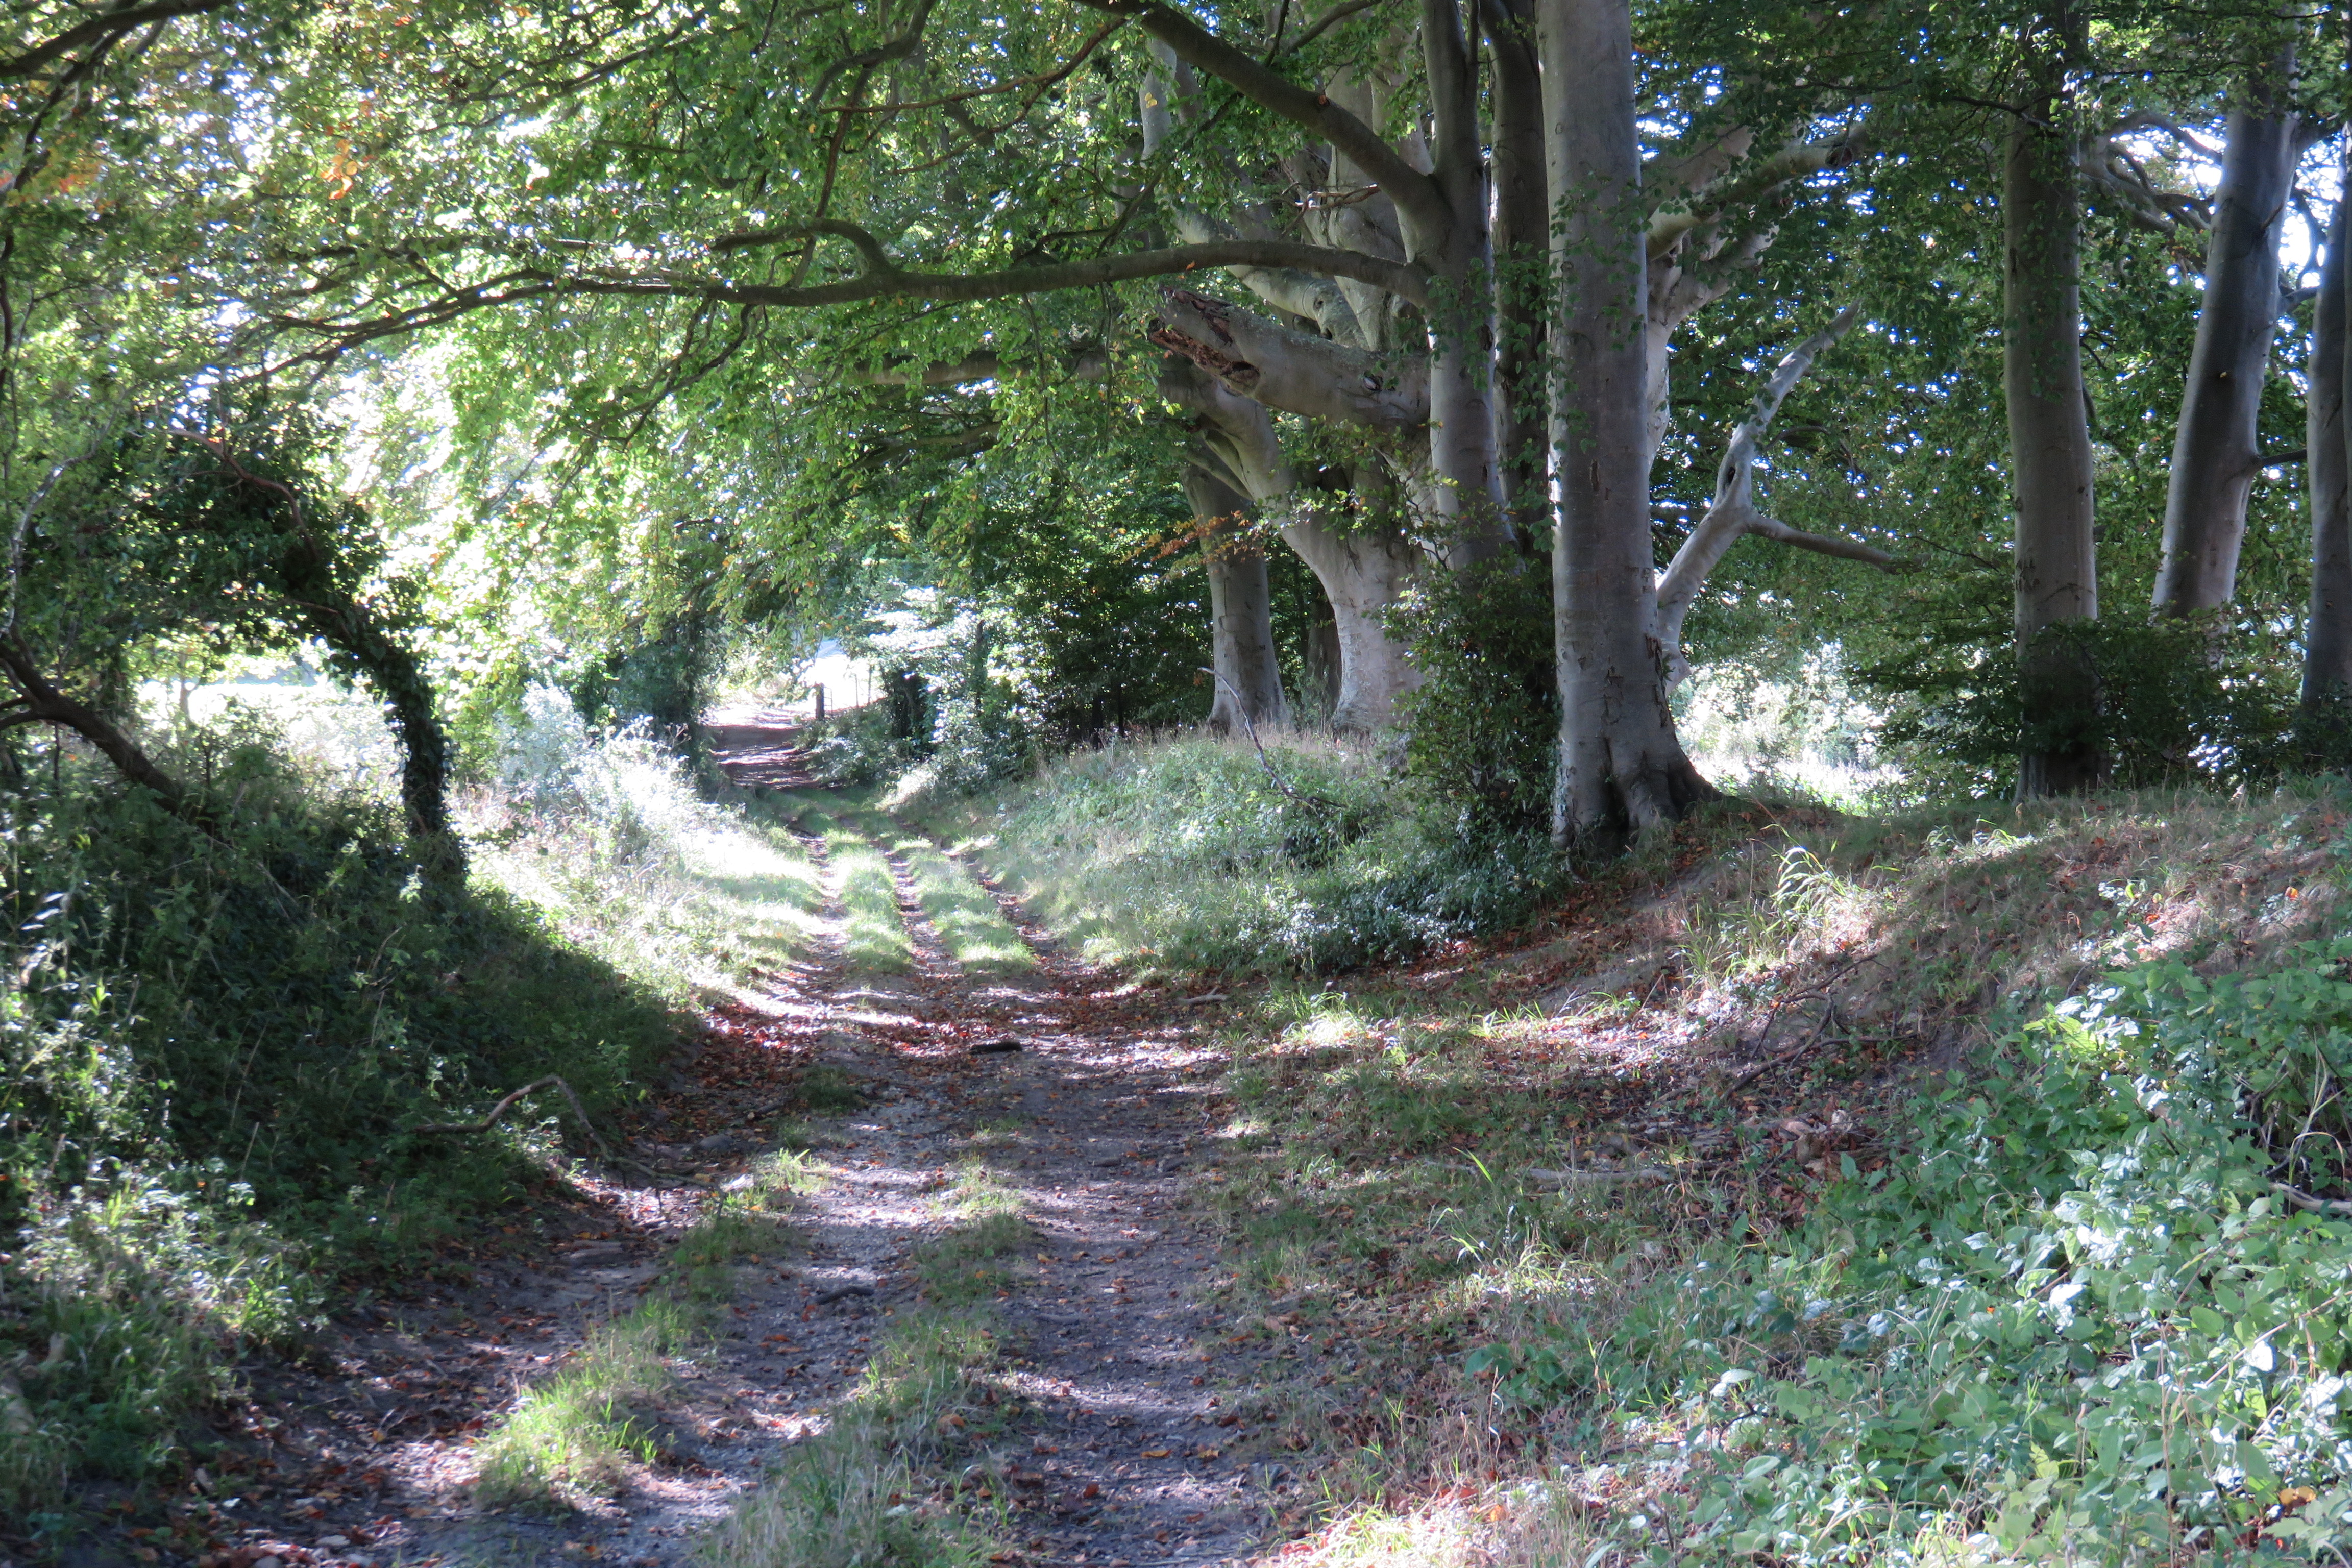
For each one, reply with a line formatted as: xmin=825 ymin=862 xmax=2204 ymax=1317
xmin=1468 ymin=940 xmax=2352 ymax=1561
xmin=1391 ymin=554 xmax=1557 ymax=836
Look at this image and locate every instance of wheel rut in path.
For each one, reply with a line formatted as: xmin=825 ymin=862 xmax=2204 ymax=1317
xmin=180 ymin=781 xmax=1270 ymax=1568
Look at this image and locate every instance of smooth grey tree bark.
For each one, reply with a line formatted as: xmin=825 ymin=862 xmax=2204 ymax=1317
xmin=1183 ymin=460 xmax=1291 ymax=733
xmin=1162 ymin=359 xmax=1423 ymax=733
xmin=1481 ymin=0 xmax=1548 ymax=548
xmin=1653 ymin=306 xmax=1902 ymax=686
xmin=2155 ymin=46 xmax=2299 ymax=614
xmin=2305 ymin=195 xmax=2352 ymax=721
xmin=2005 ymin=18 xmax=2103 ymax=798
xmin=1538 ymin=0 xmax=1712 ymax=846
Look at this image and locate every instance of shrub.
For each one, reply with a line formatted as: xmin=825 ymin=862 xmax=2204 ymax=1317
xmin=926 ymin=736 xmax=1565 ymax=973
xmin=1391 ymin=553 xmax=1557 ymax=836
xmin=1861 ymin=610 xmax=2303 ymax=799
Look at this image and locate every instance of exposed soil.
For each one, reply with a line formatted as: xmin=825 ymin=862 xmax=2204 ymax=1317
xmin=54 ymin=727 xmax=1286 ymax=1568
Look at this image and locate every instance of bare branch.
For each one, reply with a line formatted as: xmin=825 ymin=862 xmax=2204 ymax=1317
xmin=0 ymin=0 xmax=228 ymax=81
xmin=409 ymin=1075 xmax=615 ymax=1157
xmin=1654 ymin=305 xmax=1900 ymax=685
xmin=1646 ymin=129 xmax=1866 ymax=261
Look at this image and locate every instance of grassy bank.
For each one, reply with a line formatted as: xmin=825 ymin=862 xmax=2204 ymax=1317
xmin=0 ymin=692 xmax=825 ymax=1534
xmin=960 ymin=740 xmax=2352 ymax=1562
xmin=912 ymin=734 xmax=1562 ymax=974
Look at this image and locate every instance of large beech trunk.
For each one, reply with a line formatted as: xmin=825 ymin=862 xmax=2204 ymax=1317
xmin=2004 ymin=32 xmax=2103 ymax=798
xmin=1537 ymin=0 xmax=1711 ymax=845
xmin=2155 ymin=50 xmax=2298 ymax=614
xmin=1281 ymin=483 xmax=1423 ymax=733
xmin=1184 ymin=463 xmax=1291 ymax=732
xmin=1481 ymin=0 xmax=1549 ymax=548
xmin=2306 ymin=197 xmax=2352 ymax=721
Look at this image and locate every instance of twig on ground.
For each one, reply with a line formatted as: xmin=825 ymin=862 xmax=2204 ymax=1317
xmin=411 ymin=1075 xmax=614 ymax=1157
xmin=2272 ymin=1181 xmax=2352 ymax=1215
xmin=1199 ymin=667 xmax=1340 ymax=816
xmin=813 ymin=1284 xmax=876 ymax=1304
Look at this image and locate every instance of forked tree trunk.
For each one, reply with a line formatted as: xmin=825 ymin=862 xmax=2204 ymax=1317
xmin=1281 ymin=481 xmax=1423 ymax=733
xmin=2155 ymin=47 xmax=2298 ymax=614
xmin=1184 ymin=463 xmax=1291 ymax=732
xmin=1164 ymin=360 xmax=1423 ymax=734
xmin=2004 ymin=26 xmax=2103 ymax=798
xmin=2305 ymin=195 xmax=2352 ymax=724
xmin=1537 ymin=0 xmax=1712 ymax=847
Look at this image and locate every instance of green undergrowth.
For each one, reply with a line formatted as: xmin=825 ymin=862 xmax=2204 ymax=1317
xmin=699 ymin=1138 xmax=1029 ymax=1567
xmin=1170 ymin=782 xmax=2352 ymax=1565
xmin=0 ymin=734 xmax=687 ymax=1528
xmin=475 ymin=1159 xmax=812 ymax=1505
xmin=1 ymin=699 xmax=829 ymax=1530
xmin=914 ymin=734 xmax=1566 ymax=974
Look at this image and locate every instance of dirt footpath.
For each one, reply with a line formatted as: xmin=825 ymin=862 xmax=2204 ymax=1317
xmin=127 ymin=763 xmax=1283 ymax=1568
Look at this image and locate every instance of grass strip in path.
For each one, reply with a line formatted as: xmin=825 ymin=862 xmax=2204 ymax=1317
xmin=473 ymin=1151 xmax=821 ymax=1506
xmin=851 ymin=811 xmax=1035 ymax=977
xmin=698 ymin=1147 xmax=1032 ymax=1567
xmin=789 ymin=805 xmax=916 ymax=975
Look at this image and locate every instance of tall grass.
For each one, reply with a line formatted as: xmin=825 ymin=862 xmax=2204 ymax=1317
xmin=915 ymin=734 xmax=1564 ymax=974
xmin=463 ymin=687 xmax=827 ymax=998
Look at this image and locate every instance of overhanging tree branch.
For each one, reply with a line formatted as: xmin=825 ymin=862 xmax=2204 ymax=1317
xmin=0 ymin=0 xmax=229 ymax=81
xmin=1654 ymin=304 xmax=1901 ymax=685
xmin=1075 ymin=0 xmax=1453 ymax=244
xmin=269 ymin=238 xmax=1433 ymax=359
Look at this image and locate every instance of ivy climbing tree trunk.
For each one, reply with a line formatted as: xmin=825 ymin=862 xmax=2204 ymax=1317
xmin=2306 ymin=194 xmax=2352 ymax=734
xmin=1539 ymin=0 xmax=1712 ymax=847
xmin=2155 ymin=44 xmax=2299 ymax=615
xmin=1183 ymin=460 xmax=1290 ymax=732
xmin=2005 ymin=13 xmax=2102 ymax=798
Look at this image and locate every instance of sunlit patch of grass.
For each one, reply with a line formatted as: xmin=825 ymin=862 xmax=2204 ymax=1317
xmin=464 ymin=718 xmax=829 ymax=1002
xmin=474 ymin=1298 xmax=694 ymax=1504
xmin=850 ymin=813 xmax=1035 ymax=976
xmin=795 ymin=810 xmax=913 ymax=974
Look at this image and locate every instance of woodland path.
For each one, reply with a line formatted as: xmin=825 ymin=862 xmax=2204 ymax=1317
xmin=139 ymin=724 xmax=1278 ymax=1568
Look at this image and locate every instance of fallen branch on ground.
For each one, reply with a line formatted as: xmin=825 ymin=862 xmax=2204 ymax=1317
xmin=1199 ymin=667 xmax=1341 ymax=816
xmin=411 ymin=1075 xmax=614 ymax=1156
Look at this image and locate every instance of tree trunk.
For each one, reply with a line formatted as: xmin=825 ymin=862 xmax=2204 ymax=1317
xmin=1185 ymin=463 xmax=1291 ymax=732
xmin=1419 ymin=0 xmax=1509 ymax=567
xmin=297 ymin=596 xmax=461 ymax=861
xmin=2155 ymin=47 xmax=2298 ymax=615
xmin=2004 ymin=22 xmax=2103 ymax=798
xmin=1481 ymin=0 xmax=1549 ymax=550
xmin=2306 ymin=194 xmax=2352 ymax=731
xmin=1281 ymin=482 xmax=1422 ymax=733
xmin=1537 ymin=0 xmax=1712 ymax=847
xmin=1163 ymin=358 xmax=1422 ymax=736
xmin=0 ymin=632 xmax=189 ymax=809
